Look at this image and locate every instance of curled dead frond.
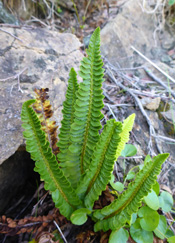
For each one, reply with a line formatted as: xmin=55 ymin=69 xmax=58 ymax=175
xmin=33 ymin=88 xmax=59 ymax=156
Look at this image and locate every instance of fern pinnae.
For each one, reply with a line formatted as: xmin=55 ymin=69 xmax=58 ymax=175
xmin=115 ymin=113 xmax=135 ymax=161
xmin=57 ymin=68 xmax=79 ymax=165
xmin=76 ymin=119 xmax=122 ymax=209
xmin=21 ymin=100 xmax=82 ymax=219
xmin=93 ymin=153 xmax=169 ymax=232
xmin=65 ymin=27 xmax=104 ymax=188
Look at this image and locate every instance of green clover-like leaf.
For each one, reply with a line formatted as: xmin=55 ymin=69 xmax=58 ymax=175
xmin=109 ymin=228 xmax=129 ymax=243
xmin=138 ymin=206 xmax=159 ymax=231
xmin=70 ymin=208 xmax=91 ymax=225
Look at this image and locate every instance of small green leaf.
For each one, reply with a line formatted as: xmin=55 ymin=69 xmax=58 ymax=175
xmin=125 ymin=170 xmax=135 ymax=181
xmin=154 ymin=215 xmax=167 ymax=239
xmin=143 ymin=189 xmax=159 ymax=210
xmin=138 ymin=206 xmax=159 ymax=231
xmin=109 ymin=228 xmax=129 ymax=243
xmin=57 ymin=6 xmax=62 ymax=13
xmin=112 ymin=181 xmax=124 ymax=192
xmin=70 ymin=208 xmax=91 ymax=225
xmin=144 ymin=155 xmax=151 ymax=164
xmin=168 ymin=0 xmax=175 ymax=6
xmin=121 ymin=144 xmax=137 ymax=157
xmin=152 ymin=181 xmax=160 ymax=196
xmin=159 ymin=191 xmax=173 ymax=213
xmin=110 ymin=174 xmax=124 ymax=192
xmin=82 ymin=16 xmax=86 ymax=21
xmin=166 ymin=229 xmax=175 ymax=238
xmin=139 ymin=164 xmax=144 ymax=170
xmin=168 ymin=236 xmax=175 ymax=243
xmin=130 ymin=219 xmax=153 ymax=243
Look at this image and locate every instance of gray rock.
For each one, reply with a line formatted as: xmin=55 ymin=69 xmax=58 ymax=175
xmin=161 ymin=54 xmax=172 ymax=64
xmin=100 ymin=0 xmax=156 ymax=67
xmin=151 ymin=47 xmax=166 ymax=60
xmin=170 ymin=60 xmax=175 ymax=68
xmin=162 ymin=39 xmax=175 ymax=51
xmin=100 ymin=0 xmax=175 ymax=72
xmin=0 ymin=27 xmax=83 ymax=212
xmin=0 ymin=27 xmax=83 ymax=165
xmin=141 ymin=97 xmax=161 ymax=111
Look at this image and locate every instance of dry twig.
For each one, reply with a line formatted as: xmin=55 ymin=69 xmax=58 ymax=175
xmin=0 ymin=67 xmax=27 ymax=94
xmin=144 ymin=67 xmax=175 ymax=99
xmin=105 ymin=62 xmax=174 ymax=184
xmin=53 ymin=220 xmax=68 ymax=243
xmin=0 ymin=28 xmax=25 ymax=43
xmin=106 ymin=66 xmax=157 ymax=155
xmin=131 ymin=45 xmax=175 ymax=85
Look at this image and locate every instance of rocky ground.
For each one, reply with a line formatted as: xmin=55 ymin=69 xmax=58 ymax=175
xmin=0 ymin=0 xmax=175 ymax=242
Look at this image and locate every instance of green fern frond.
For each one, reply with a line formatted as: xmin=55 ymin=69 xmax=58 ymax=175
xmin=64 ymin=27 xmax=105 ymax=188
xmin=76 ymin=119 xmax=122 ymax=209
xmin=57 ymin=68 xmax=79 ymax=167
xmin=93 ymin=153 xmax=169 ymax=232
xmin=21 ymin=100 xmax=82 ymax=219
xmin=115 ymin=113 xmax=135 ymax=161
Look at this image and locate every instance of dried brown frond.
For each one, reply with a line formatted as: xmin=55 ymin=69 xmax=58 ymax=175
xmin=33 ymin=88 xmax=59 ymax=157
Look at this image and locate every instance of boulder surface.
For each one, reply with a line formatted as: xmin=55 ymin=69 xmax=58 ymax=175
xmin=0 ymin=27 xmax=83 ymax=212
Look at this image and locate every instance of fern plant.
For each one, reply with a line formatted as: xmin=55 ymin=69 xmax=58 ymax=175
xmin=21 ymin=27 xmax=169 ymax=241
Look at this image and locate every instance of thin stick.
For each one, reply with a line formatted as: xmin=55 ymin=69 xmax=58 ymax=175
xmin=0 ymin=67 xmax=27 ymax=94
xmin=106 ymin=65 xmax=173 ymax=178
xmin=26 ymin=16 xmax=49 ymax=28
xmin=139 ymin=0 xmax=162 ymax=14
xmin=144 ymin=67 xmax=175 ymax=99
xmin=130 ymin=88 xmax=175 ymax=104
xmin=106 ymin=67 xmax=156 ymax=155
xmin=0 ymin=27 xmax=25 ymax=43
xmin=104 ymin=103 xmax=133 ymax=107
xmin=107 ymin=65 xmax=144 ymax=71
xmin=106 ymin=104 xmax=118 ymax=120
xmin=0 ymin=67 xmax=27 ymax=82
xmin=119 ymin=156 xmax=143 ymax=159
xmin=104 ymin=58 xmax=142 ymax=90
xmin=152 ymin=134 xmax=175 ymax=144
xmin=103 ymin=90 xmax=115 ymax=103
xmin=53 ymin=220 xmax=68 ymax=243
xmin=131 ymin=45 xmax=175 ymax=85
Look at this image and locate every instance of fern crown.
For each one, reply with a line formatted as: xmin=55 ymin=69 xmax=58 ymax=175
xmin=21 ymin=27 xmax=169 ymax=239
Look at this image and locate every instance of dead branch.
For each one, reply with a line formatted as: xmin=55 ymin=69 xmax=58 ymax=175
xmin=129 ymin=89 xmax=175 ymax=104
xmin=103 ymin=90 xmax=115 ymax=103
xmin=0 ymin=67 xmax=27 ymax=94
xmin=144 ymin=67 xmax=175 ymax=99
xmin=106 ymin=104 xmax=117 ymax=120
xmin=104 ymin=103 xmax=133 ymax=107
xmin=53 ymin=220 xmax=68 ymax=243
xmin=152 ymin=134 xmax=175 ymax=144
xmin=106 ymin=66 xmax=157 ymax=155
xmin=105 ymin=63 xmax=174 ymax=185
xmin=0 ymin=28 xmax=25 ymax=43
xmin=131 ymin=45 xmax=175 ymax=85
